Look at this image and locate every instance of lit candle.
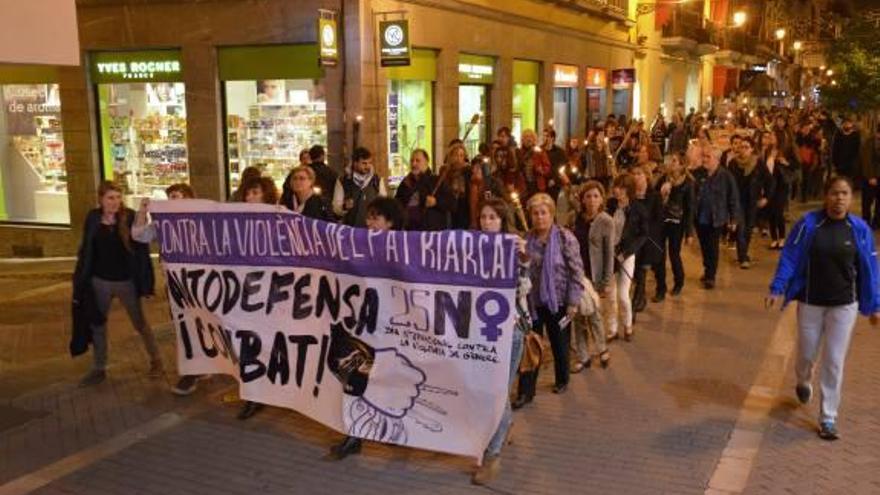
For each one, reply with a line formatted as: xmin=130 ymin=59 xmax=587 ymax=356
xmin=482 ymin=156 xmax=489 ymax=164
xmin=511 ymin=192 xmax=520 ymax=204
xmin=558 ymin=166 xmax=566 ymax=175
xmin=534 ymin=146 xmax=542 ymax=153
xmin=572 ymin=167 xmax=579 ymax=175
xmin=313 ymin=186 xmax=322 ymax=195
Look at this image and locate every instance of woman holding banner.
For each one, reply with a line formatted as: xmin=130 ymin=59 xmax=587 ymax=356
xmin=472 ymin=198 xmax=531 ymax=485
xmin=513 ymin=193 xmax=585 ymax=406
xmin=329 ymin=197 xmax=407 ymax=461
xmin=73 ymin=181 xmax=162 ymax=387
xmin=282 ymin=165 xmax=334 ymax=220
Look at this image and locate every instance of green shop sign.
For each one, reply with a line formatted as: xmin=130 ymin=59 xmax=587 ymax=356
xmin=318 ymin=10 xmax=338 ymax=67
xmin=379 ymin=20 xmax=411 ymax=67
xmin=91 ymin=50 xmax=183 ymax=83
xmin=458 ymin=54 xmax=495 ymax=84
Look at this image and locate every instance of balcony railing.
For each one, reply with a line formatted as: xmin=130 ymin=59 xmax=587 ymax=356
xmin=661 ymin=8 xmax=703 ymax=41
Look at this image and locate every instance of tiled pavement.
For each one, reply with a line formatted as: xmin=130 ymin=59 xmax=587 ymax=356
xmin=0 ymin=235 xmax=878 ymax=495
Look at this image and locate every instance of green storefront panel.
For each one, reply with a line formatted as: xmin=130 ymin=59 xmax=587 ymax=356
xmin=218 ymin=45 xmax=323 ymax=81
xmin=512 ymin=60 xmax=540 ymax=85
xmin=0 ymin=64 xmax=59 ymax=84
xmin=385 ymin=49 xmax=437 ymax=81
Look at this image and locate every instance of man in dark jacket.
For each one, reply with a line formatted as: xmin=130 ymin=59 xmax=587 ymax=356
xmin=332 ymin=147 xmax=387 ymax=227
xmin=693 ymin=148 xmax=741 ymax=289
xmin=832 ymin=118 xmax=861 ymax=180
xmin=308 ymin=145 xmax=339 ymax=203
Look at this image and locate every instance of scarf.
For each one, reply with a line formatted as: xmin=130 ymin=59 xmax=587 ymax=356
xmin=352 ymin=171 xmax=373 ymax=189
xmin=539 ymin=224 xmax=563 ymax=311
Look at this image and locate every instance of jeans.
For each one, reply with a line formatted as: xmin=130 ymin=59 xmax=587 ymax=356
xmin=795 ymin=302 xmax=858 ymax=423
xmin=485 ymin=330 xmax=524 ymax=457
xmin=574 ymin=310 xmax=607 ymax=362
xmin=696 ymin=224 xmax=722 ymax=281
xmin=657 ymin=222 xmax=686 ymax=290
xmin=91 ymin=277 xmax=161 ymax=371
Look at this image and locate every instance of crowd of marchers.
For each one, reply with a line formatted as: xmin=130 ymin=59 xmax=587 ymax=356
xmin=69 ymin=103 xmax=880 ymax=485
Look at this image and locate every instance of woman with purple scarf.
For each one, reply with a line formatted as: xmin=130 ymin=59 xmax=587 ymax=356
xmin=512 ymin=193 xmax=586 ymax=409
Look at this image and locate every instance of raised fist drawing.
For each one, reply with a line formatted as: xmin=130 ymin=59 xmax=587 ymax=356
xmin=361 ymin=348 xmax=426 ymax=418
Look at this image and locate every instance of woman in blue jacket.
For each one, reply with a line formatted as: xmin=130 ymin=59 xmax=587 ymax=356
xmin=766 ymin=176 xmax=880 ymax=441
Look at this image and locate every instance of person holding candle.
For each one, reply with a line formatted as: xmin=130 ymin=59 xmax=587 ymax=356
xmin=395 ymin=149 xmax=454 ymax=231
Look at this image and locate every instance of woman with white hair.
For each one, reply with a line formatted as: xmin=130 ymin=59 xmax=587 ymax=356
xmin=513 ymin=193 xmax=585 ymax=408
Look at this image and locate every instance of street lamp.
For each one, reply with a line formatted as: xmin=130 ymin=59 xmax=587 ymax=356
xmin=793 ymin=41 xmax=803 ymax=51
xmin=826 ymin=69 xmax=834 ymax=76
xmin=775 ymin=28 xmax=786 ymax=40
xmin=733 ymin=11 xmax=747 ymax=27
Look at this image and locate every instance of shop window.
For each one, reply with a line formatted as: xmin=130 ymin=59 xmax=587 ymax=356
xmin=387 ymin=79 xmax=432 ymax=185
xmin=0 ymin=83 xmax=68 ymax=224
xmin=224 ymin=79 xmax=327 ymax=193
xmin=512 ymin=84 xmax=537 ymax=142
xmin=97 ymin=82 xmax=188 ymax=205
xmin=459 ymin=85 xmax=488 ymax=158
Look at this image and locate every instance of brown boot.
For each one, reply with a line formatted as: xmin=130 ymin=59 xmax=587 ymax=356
xmin=471 ymin=454 xmax=501 ymax=485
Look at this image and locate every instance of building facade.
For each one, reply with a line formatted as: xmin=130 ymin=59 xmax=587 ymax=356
xmin=1 ymin=0 xmax=795 ymax=257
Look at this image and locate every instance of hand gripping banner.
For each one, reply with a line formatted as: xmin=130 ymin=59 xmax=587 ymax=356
xmin=149 ymin=200 xmax=517 ymax=460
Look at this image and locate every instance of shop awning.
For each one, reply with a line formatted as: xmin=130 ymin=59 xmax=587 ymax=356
xmin=0 ymin=0 xmax=79 ymax=66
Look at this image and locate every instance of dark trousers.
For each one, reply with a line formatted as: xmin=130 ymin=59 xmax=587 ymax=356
xmin=696 ymin=224 xmax=722 ymax=281
xmin=634 ymin=259 xmax=665 ymax=302
xmin=736 ymin=210 xmax=755 ymax=263
xmin=766 ymin=206 xmax=786 ymax=242
xmin=517 ymin=305 xmax=569 ymax=398
xmin=861 ymin=179 xmax=879 ymax=228
xmin=658 ymin=222 xmax=685 ymax=290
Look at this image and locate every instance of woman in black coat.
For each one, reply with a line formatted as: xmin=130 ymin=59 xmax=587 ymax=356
xmin=394 ymin=149 xmax=454 ymax=231
xmin=631 ymin=166 xmax=666 ymax=307
xmin=757 ymin=132 xmax=793 ymax=249
xmin=281 ymin=165 xmax=334 ymax=221
xmin=73 ymin=181 xmax=161 ymax=387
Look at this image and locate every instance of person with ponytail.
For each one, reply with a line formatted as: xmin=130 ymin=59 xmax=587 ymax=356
xmin=73 ymin=181 xmax=162 ymax=387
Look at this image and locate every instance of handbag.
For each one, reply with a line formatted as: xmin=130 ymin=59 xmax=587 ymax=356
xmin=518 ymin=331 xmax=543 ymax=373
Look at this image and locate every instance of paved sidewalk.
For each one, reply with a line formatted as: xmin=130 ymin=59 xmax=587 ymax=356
xmin=0 ymin=235 xmax=877 ymax=494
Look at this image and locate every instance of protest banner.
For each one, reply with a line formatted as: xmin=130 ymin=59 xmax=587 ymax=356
xmin=149 ymin=200 xmax=517 ymax=460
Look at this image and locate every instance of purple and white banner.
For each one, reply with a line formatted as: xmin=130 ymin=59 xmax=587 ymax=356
xmin=149 ymin=200 xmax=517 ymax=460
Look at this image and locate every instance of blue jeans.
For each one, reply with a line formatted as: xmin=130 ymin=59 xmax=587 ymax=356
xmin=484 ymin=329 xmax=524 ymax=457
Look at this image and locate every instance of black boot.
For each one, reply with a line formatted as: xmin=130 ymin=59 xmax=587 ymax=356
xmin=329 ymin=436 xmax=363 ymax=460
